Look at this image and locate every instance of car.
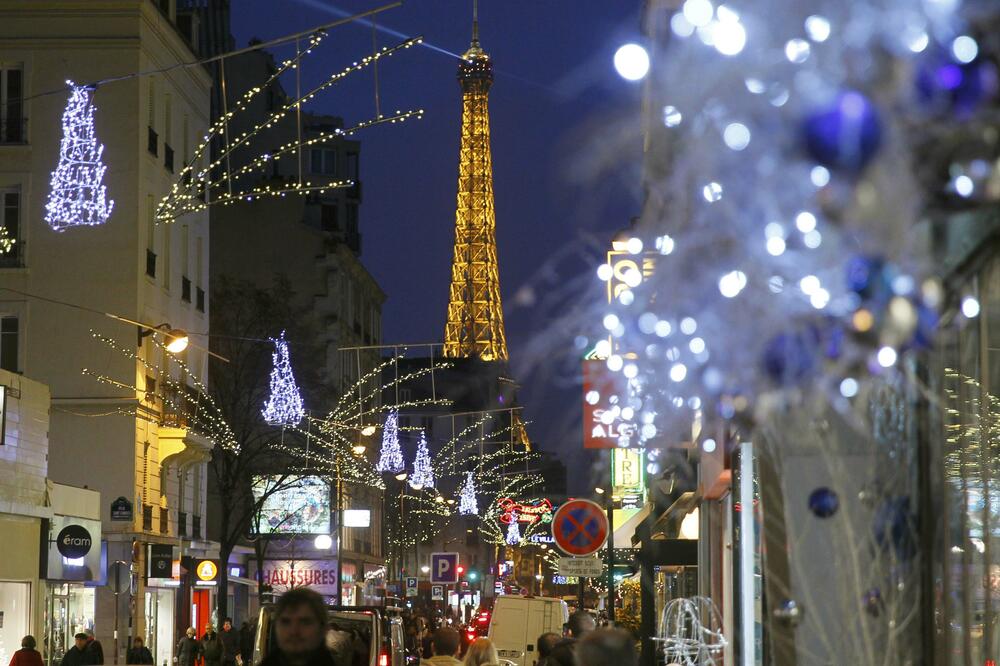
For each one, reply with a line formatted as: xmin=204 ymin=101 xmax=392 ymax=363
xmin=252 ymin=604 xmax=407 ymax=666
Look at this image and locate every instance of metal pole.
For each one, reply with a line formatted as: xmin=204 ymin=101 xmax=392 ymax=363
xmin=606 ymin=496 xmax=616 ymax=625
xmin=336 ymin=455 xmax=344 ymax=604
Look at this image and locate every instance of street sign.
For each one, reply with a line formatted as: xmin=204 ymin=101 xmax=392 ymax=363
xmin=552 ymin=499 xmax=609 ymax=557
xmin=431 ymin=585 xmax=444 ymax=601
xmin=430 ymin=552 xmax=459 ymax=584
xmin=110 ymin=496 xmax=133 ymax=521
xmin=558 ymin=557 xmax=603 ymax=577
xmin=405 ymin=577 xmax=418 ymax=597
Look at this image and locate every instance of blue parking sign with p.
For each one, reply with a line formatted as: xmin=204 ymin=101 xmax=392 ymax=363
xmin=430 ymin=552 xmax=459 ymax=584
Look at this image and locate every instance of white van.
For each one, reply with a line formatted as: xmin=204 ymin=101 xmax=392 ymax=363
xmin=487 ymin=596 xmax=570 ymax=666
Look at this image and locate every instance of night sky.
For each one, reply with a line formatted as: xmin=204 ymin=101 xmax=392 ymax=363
xmin=233 ymin=1 xmax=644 ymax=492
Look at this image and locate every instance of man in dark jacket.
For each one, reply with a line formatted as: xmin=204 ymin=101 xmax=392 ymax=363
xmin=219 ymin=619 xmax=239 ymax=666
xmin=202 ymin=626 xmax=223 ymax=666
xmin=84 ymin=632 xmax=104 ymax=665
xmin=238 ymin=622 xmax=254 ymax=666
xmin=259 ymin=588 xmax=335 ymax=666
xmin=60 ymin=634 xmax=90 ymax=666
xmin=126 ymin=638 xmax=154 ymax=665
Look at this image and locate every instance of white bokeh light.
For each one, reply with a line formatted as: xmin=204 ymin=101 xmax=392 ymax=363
xmin=689 ymin=337 xmax=706 ymax=354
xmin=626 ymin=237 xmax=643 ymax=254
xmin=723 ymin=122 xmax=751 ymax=150
xmin=954 ymin=175 xmax=974 ymax=197
xmin=585 ymin=390 xmax=600 ymax=405
xmin=613 ymin=43 xmax=650 ymax=81
xmin=877 ymin=346 xmax=898 ymax=368
xmin=655 ymin=320 xmax=673 ymax=337
xmin=839 ymin=378 xmax=859 ymax=398
xmin=952 ymin=35 xmax=978 ymax=64
xmin=682 ymin=0 xmax=714 ymax=27
xmin=603 ymin=313 xmax=620 ymax=331
xmin=607 ymin=355 xmax=624 ymax=372
xmin=680 ymin=317 xmax=698 ymax=335
xmin=799 ymin=275 xmax=821 ymax=295
xmin=804 ymin=15 xmax=831 ymax=42
xmin=718 ymin=270 xmax=748 ymax=298
xmin=785 ymin=38 xmax=811 ymax=63
xmin=810 ymin=166 xmax=831 ymax=187
xmin=713 ymin=20 xmax=747 ymax=56
xmin=962 ymin=296 xmax=981 ymax=318
xmin=671 ymin=12 xmax=696 ymax=37
xmin=703 ymin=182 xmax=724 ymax=202
xmin=597 ymin=264 xmax=613 ymax=281
xmin=795 ymin=211 xmax=817 ymax=233
xmin=803 ymin=230 xmax=822 ymax=248
xmin=766 ymin=236 xmax=786 ymax=256
xmin=670 ymin=363 xmax=688 ymax=382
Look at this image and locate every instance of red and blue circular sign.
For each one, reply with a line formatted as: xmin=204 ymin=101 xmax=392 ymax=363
xmin=551 ymin=499 xmax=609 ymax=557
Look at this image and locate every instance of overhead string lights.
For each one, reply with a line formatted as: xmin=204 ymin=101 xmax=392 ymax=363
xmin=156 ymin=36 xmax=425 ymax=224
xmin=262 ymin=330 xmax=305 ymax=426
xmin=46 ymin=82 xmax=115 ymax=231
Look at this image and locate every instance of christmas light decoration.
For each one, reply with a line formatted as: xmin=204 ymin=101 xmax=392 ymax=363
xmin=506 ymin=512 xmax=522 ymax=545
xmin=45 ymin=82 xmax=114 ymax=231
xmin=261 ymin=330 xmax=305 ymax=426
xmin=459 ymin=471 xmax=479 ymax=516
xmin=376 ymin=409 xmax=404 ymax=473
xmin=156 ymin=37 xmax=425 ymax=225
xmin=409 ymin=430 xmax=434 ymax=489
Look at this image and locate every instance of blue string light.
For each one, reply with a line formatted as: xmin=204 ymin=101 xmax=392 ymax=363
xmin=45 ymin=82 xmax=114 ymax=231
xmin=261 ymin=330 xmax=305 ymax=426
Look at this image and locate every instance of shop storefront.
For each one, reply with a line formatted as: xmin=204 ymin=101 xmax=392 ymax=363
xmin=40 ymin=515 xmax=102 ymax=666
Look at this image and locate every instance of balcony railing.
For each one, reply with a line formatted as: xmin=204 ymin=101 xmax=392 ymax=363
xmin=146 ymin=249 xmax=157 ymax=278
xmin=0 ymin=117 xmax=26 ymax=144
xmin=0 ymin=241 xmax=25 ymax=268
xmin=181 ymin=276 xmax=191 ymax=302
xmin=164 ymin=144 xmax=174 ymax=173
xmin=147 ymin=126 xmax=158 ymax=156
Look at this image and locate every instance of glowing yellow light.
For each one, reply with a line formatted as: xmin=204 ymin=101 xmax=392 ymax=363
xmin=853 ymin=309 xmax=874 ymax=332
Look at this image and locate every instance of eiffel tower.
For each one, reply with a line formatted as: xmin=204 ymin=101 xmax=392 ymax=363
xmin=442 ymin=3 xmax=508 ymax=362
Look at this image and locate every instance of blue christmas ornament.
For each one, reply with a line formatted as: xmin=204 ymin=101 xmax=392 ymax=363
xmin=916 ymin=51 xmax=998 ymax=117
xmin=802 ymin=91 xmax=882 ymax=172
xmin=762 ymin=329 xmax=818 ymax=384
xmin=873 ymin=496 xmax=917 ymax=561
xmin=808 ymin=487 xmax=839 ymax=518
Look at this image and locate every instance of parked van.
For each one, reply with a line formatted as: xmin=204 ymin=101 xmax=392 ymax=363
xmin=487 ymin=596 xmax=569 ymax=666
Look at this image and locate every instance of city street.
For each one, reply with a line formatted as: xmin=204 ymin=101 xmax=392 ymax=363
xmin=0 ymin=1 xmax=997 ymax=665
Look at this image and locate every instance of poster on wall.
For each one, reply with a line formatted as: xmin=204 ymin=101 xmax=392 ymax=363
xmin=251 ymin=476 xmax=331 ymax=534
xmin=41 ymin=515 xmax=103 ymax=582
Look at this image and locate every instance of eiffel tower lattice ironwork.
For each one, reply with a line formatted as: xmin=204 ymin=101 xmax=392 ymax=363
xmin=442 ymin=14 xmax=508 ymax=362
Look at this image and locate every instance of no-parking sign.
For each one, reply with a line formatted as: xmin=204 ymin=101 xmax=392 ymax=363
xmin=551 ymin=499 xmax=609 ymax=557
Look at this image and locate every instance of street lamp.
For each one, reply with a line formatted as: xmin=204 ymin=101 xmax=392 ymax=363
xmin=395 ymin=472 xmax=408 ymax=482
xmin=594 ymin=487 xmax=606 ymax=495
xmin=352 ymin=444 xmax=366 ymax=456
xmin=361 ymin=425 xmax=377 ymax=436
xmin=421 ymin=565 xmax=430 ymax=574
xmin=314 ymin=534 xmax=333 ymax=550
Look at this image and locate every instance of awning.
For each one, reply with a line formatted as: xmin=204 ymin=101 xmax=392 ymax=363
xmin=613 ymin=504 xmax=651 ymax=549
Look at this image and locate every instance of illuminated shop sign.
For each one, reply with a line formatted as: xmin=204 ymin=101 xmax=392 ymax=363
xmin=497 ymin=498 xmax=554 ymax=524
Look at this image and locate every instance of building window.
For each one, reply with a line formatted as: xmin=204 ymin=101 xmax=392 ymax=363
xmin=0 ymin=316 xmax=17 ymax=372
xmin=310 ymin=149 xmax=336 ymax=175
xmin=162 ymin=222 xmax=171 ymax=291
xmin=159 ymin=506 xmax=169 ymax=534
xmin=0 ymin=188 xmax=20 ymax=265
xmin=321 ymin=204 xmax=339 ymax=232
xmin=1 ymin=66 xmax=24 ymax=144
xmin=146 ymin=196 xmax=156 ymax=277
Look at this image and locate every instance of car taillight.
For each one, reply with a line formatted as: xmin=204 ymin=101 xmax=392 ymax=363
xmin=379 ymin=652 xmax=388 ymax=666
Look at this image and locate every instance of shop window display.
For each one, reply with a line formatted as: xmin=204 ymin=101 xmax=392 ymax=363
xmin=929 ymin=252 xmax=1000 ymax=661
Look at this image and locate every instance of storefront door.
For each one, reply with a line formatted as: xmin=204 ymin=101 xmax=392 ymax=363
xmin=145 ymin=588 xmax=175 ymax=666
xmin=44 ymin=584 xmax=95 ymax=666
xmin=191 ymin=589 xmax=211 ymax=637
xmin=0 ymin=581 xmax=31 ymax=666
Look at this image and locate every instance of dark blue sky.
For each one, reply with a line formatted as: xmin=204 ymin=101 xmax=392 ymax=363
xmin=233 ymin=1 xmax=644 ymax=491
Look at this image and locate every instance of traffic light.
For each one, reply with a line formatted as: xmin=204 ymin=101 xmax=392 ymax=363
xmin=457 ymin=565 xmax=465 ymax=576
xmin=467 ymin=570 xmax=479 ymax=582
